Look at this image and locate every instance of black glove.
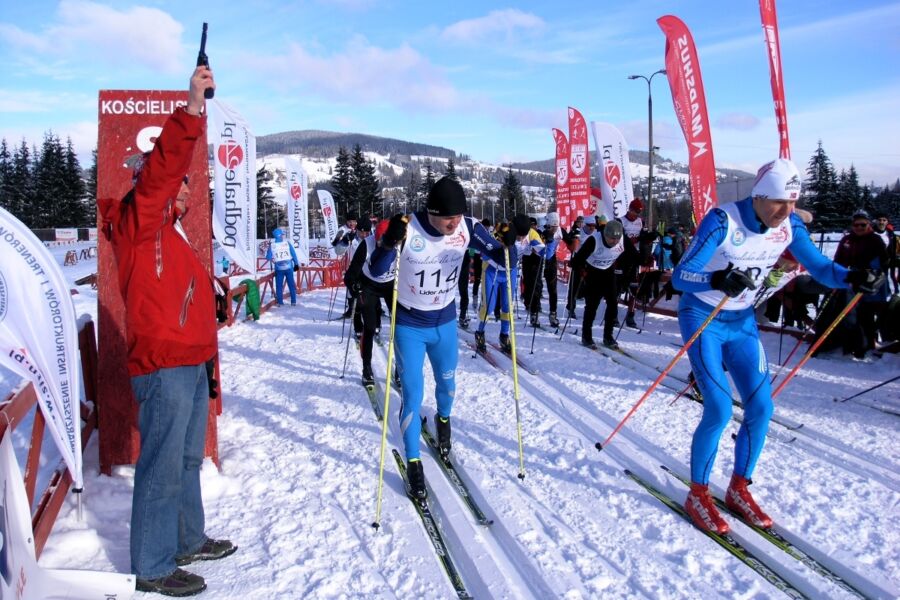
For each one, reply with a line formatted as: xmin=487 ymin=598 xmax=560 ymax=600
xmin=710 ymin=262 xmax=757 ymax=298
xmin=205 ymin=359 xmax=218 ymax=400
xmin=500 ymin=224 xmax=516 ymax=247
xmin=382 ymin=214 xmax=408 ymax=248
xmin=845 ymin=269 xmax=885 ymax=294
xmin=293 ymin=264 xmax=299 ymax=272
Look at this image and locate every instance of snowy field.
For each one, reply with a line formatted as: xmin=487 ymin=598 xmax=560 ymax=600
xmin=5 ymin=242 xmax=899 ymax=599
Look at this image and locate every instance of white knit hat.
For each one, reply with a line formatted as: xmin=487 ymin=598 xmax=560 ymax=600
xmin=545 ymin=212 xmax=560 ymax=226
xmin=751 ymin=158 xmax=802 ymax=200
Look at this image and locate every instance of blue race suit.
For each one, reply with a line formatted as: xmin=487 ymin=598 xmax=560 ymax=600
xmin=368 ymin=213 xmax=513 ymax=460
xmin=672 ymin=198 xmax=850 ymax=484
xmin=266 ymin=232 xmax=300 ymax=305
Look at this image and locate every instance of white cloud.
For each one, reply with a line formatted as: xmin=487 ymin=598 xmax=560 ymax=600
xmin=0 ymin=120 xmax=97 ymax=165
xmin=441 ymin=9 xmax=544 ymax=44
xmin=0 ymin=0 xmax=185 ymax=75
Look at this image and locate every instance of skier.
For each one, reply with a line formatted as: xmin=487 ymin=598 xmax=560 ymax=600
xmin=672 ymin=158 xmax=883 ymax=534
xmin=563 ymin=214 xmax=585 ymax=319
xmin=541 ymin=212 xmax=563 ymax=328
xmin=331 ymin=214 xmax=358 ymax=256
xmin=475 ymin=214 xmax=532 ymax=353
xmin=367 ymin=177 xmax=515 ymax=501
xmin=570 ymin=219 xmax=638 ymax=349
xmin=344 ymin=218 xmax=393 ymax=387
xmin=520 ymin=216 xmax=548 ymax=328
xmin=265 ymin=227 xmax=300 ymax=306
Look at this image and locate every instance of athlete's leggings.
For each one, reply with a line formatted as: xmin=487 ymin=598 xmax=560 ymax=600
xmin=477 ymin=266 xmax=517 ymax=335
xmin=274 ymin=269 xmax=297 ymax=305
xmin=679 ymin=294 xmax=774 ymax=484
xmin=395 ymin=320 xmax=459 ymax=460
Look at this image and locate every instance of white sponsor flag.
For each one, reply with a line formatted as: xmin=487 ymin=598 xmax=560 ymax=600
xmin=0 ymin=207 xmax=82 ymax=491
xmin=590 ymin=122 xmax=635 ymax=220
xmin=284 ymin=156 xmax=310 ymax=264
xmin=317 ymin=190 xmax=339 ymax=259
xmin=209 ymin=99 xmax=257 ymax=277
xmin=0 ymin=433 xmax=135 ymax=599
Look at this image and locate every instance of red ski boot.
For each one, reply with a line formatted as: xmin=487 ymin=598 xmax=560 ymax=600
xmin=725 ymin=474 xmax=773 ymax=529
xmin=684 ymin=483 xmax=730 ymax=535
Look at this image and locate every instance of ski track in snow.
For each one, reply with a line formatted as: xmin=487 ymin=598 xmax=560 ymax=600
xmin=7 ymin=245 xmax=896 ymax=599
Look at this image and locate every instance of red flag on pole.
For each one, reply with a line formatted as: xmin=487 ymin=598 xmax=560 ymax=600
xmin=567 ymin=107 xmax=591 ymax=219
xmin=657 ymin=15 xmax=718 ymax=225
xmin=552 ymin=128 xmax=571 ymax=229
xmin=760 ymin=0 xmax=791 ymax=159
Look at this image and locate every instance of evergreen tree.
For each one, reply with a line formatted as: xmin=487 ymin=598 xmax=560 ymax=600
xmin=417 ymin=161 xmax=436 ymax=212
xmin=256 ymin=165 xmax=282 ymax=238
xmin=804 ymin=141 xmax=838 ymax=230
xmin=501 ymin=169 xmax=524 ymax=219
xmin=404 ymin=168 xmax=420 ymax=213
xmin=445 ymin=156 xmax=458 ymax=181
xmin=8 ymin=140 xmax=33 ymax=223
xmin=31 ymin=132 xmax=67 ymax=228
xmin=0 ymin=139 xmax=10 ymax=212
xmin=61 ymin=137 xmax=87 ymax=226
xmin=85 ymin=148 xmax=98 ymax=224
xmin=350 ymin=144 xmax=381 ymax=218
xmin=330 ymin=146 xmax=353 ymax=219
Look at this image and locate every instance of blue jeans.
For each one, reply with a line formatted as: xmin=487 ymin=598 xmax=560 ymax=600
xmin=275 ymin=269 xmax=297 ymax=305
xmin=130 ymin=364 xmax=209 ymax=579
xmin=395 ymin=320 xmax=459 ymax=460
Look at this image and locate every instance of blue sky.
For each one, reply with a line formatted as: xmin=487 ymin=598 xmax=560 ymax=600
xmin=1 ymin=0 xmax=898 ymax=184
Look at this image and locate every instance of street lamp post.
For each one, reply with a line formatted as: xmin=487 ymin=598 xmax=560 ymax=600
xmin=628 ymin=69 xmax=666 ymax=230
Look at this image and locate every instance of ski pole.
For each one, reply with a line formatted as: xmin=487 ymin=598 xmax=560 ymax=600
xmin=838 ymin=374 xmax=900 ymax=403
xmin=504 ymin=247 xmax=526 ymax=480
xmin=597 ymin=295 xmax=729 ymax=451
xmin=339 ymin=294 xmax=359 ymax=379
xmin=477 ymin=268 xmax=501 ymax=334
xmin=772 ymin=292 xmax=863 ymax=399
xmin=614 ymin=281 xmax=632 ymax=342
xmin=558 ymin=275 xmax=585 ymax=339
xmin=668 ymin=376 xmax=696 ymax=407
xmin=372 ymin=249 xmax=403 ymax=531
xmin=769 ymin=290 xmax=836 ymax=385
xmin=529 ymin=253 xmax=546 ymax=354
xmin=327 ymin=285 xmax=338 ymax=320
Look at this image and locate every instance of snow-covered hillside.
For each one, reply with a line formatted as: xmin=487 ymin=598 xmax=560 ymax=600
xmin=11 ymin=245 xmax=899 ymax=599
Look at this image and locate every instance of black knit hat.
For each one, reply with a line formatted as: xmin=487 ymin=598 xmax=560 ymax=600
xmin=427 ymin=177 xmax=467 ymax=216
xmin=511 ymin=214 xmax=531 ymax=237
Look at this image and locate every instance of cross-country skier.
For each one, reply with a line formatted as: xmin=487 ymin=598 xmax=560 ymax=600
xmin=266 ymin=227 xmax=300 ymax=306
xmin=344 ymin=218 xmax=394 ymax=387
xmin=367 ymin=177 xmax=516 ymax=500
xmin=672 ymin=158 xmax=884 ymax=534
xmin=541 ymin=212 xmax=563 ymax=328
xmin=569 ymin=218 xmax=638 ymax=349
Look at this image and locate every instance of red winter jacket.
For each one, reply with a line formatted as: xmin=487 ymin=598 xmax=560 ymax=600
xmin=100 ymin=108 xmax=217 ymax=376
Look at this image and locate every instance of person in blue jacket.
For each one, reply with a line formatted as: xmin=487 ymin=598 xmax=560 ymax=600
xmin=266 ymin=227 xmax=300 ymax=306
xmin=367 ymin=177 xmax=517 ymax=501
xmin=672 ymin=158 xmax=884 ymax=535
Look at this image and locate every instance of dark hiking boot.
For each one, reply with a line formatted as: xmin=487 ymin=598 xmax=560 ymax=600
xmin=136 ymin=568 xmax=207 ymax=597
xmin=435 ymin=416 xmax=452 ymax=460
xmin=474 ymin=330 xmax=487 ymax=353
xmin=175 ymin=537 xmax=237 ymax=567
xmin=362 ymin=365 xmax=375 ymax=388
xmin=548 ymin=311 xmax=560 ymax=328
xmin=499 ymin=333 xmax=512 ymax=354
xmin=625 ymin=312 xmax=638 ymax=328
xmin=581 ymin=337 xmax=597 ymax=350
xmin=602 ymin=336 xmax=619 ymax=350
xmin=406 ymin=459 xmax=427 ymax=502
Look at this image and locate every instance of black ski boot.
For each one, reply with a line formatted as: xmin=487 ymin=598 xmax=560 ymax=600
xmin=458 ymin=314 xmax=470 ymax=329
xmin=567 ymin=308 xmax=577 ymax=320
xmin=362 ymin=365 xmax=375 ymax=389
xmin=625 ymin=312 xmax=638 ymax=329
xmin=529 ymin=312 xmax=540 ymax=328
xmin=474 ymin=330 xmax=487 ymax=353
xmin=499 ymin=333 xmax=512 ymax=354
xmin=435 ymin=416 xmax=452 ymax=460
xmin=548 ymin=311 xmax=560 ymax=329
xmin=581 ymin=337 xmax=597 ymax=350
xmin=406 ymin=459 xmax=427 ymax=502
xmin=602 ymin=335 xmax=619 ymax=350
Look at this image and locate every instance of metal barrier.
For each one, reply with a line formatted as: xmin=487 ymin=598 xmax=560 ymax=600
xmin=0 ymin=320 xmax=99 ymax=558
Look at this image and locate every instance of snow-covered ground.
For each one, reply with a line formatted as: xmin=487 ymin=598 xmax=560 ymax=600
xmin=6 ymin=243 xmax=899 ymax=599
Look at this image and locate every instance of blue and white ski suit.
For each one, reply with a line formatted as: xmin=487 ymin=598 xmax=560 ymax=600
xmin=368 ymin=212 xmax=513 ymax=460
xmin=672 ymin=198 xmax=850 ymax=484
xmin=266 ymin=229 xmax=300 ymax=305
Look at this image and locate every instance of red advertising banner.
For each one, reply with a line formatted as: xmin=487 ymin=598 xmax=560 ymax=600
xmin=760 ymin=0 xmax=791 ymax=159
xmin=552 ymin=128 xmax=572 ymax=261
xmin=96 ymin=90 xmax=218 ymax=472
xmin=567 ymin=107 xmax=591 ymax=218
xmin=657 ymin=16 xmax=719 ymax=225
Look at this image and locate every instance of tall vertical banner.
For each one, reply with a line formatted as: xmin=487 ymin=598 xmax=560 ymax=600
xmin=0 ymin=207 xmax=82 ymax=491
xmin=760 ymin=0 xmax=791 ymax=159
xmin=284 ymin=156 xmax=310 ymax=264
xmin=658 ymin=16 xmax=719 ymax=224
xmin=317 ymin=190 xmax=339 ymax=259
xmin=567 ymin=107 xmax=591 ymax=217
xmin=590 ymin=122 xmax=634 ymax=220
xmin=552 ymin=129 xmax=571 ymax=229
xmin=0 ymin=434 xmax=136 ymax=599
xmin=209 ymin=99 xmax=257 ymax=277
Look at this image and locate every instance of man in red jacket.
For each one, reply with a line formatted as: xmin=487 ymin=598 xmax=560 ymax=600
xmin=101 ymin=65 xmax=235 ymax=597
